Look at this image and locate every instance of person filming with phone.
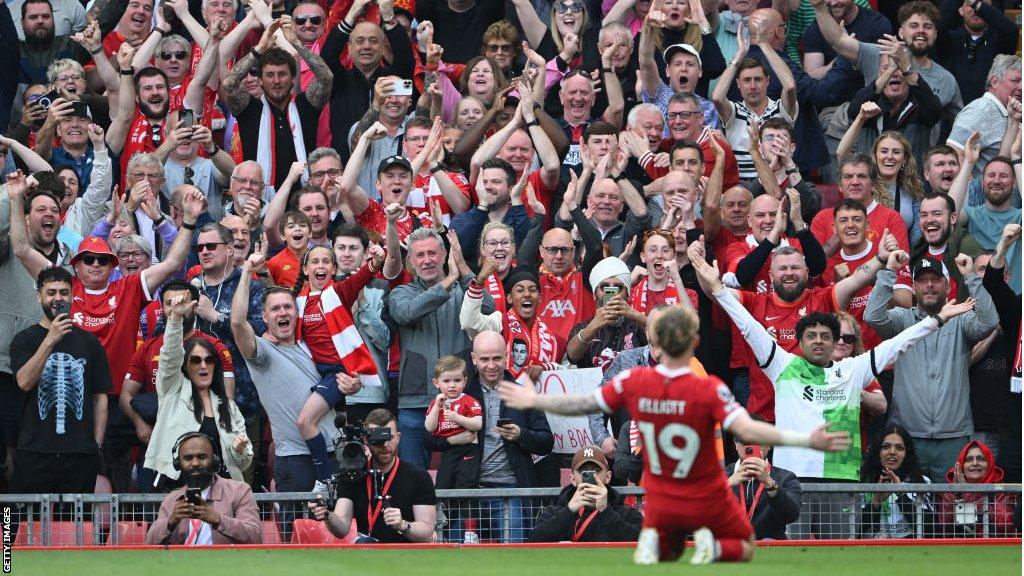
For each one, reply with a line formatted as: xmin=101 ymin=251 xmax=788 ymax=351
xmin=566 ymin=257 xmax=648 ymax=370
xmin=146 ymin=431 xmax=262 ymax=545
xmin=529 ymin=446 xmax=643 ymax=543
xmin=726 ymin=428 xmax=801 ymax=540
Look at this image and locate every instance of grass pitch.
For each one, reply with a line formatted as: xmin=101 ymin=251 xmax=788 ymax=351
xmin=13 ymin=544 xmax=1021 ymax=576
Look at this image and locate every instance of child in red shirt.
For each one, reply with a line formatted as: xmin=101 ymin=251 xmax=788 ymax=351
xmin=425 ymin=356 xmax=482 ymax=489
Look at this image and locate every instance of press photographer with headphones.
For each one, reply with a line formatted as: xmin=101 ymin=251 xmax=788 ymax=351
xmin=146 ymin=431 xmax=262 ymax=545
xmin=144 ymin=294 xmax=252 ymax=489
xmin=308 ymin=409 xmax=436 ymax=543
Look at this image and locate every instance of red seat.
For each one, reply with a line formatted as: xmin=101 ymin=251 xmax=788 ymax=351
xmin=262 ymin=520 xmax=282 ymax=544
xmin=15 ymin=521 xmax=96 ymax=546
xmin=289 ymin=518 xmax=357 ymax=544
xmin=106 ymin=521 xmax=149 ymax=545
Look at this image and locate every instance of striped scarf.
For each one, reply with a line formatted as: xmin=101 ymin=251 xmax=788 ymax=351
xmin=295 ymin=282 xmax=382 ymax=389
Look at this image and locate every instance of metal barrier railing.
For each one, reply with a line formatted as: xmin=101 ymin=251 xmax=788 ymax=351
xmin=0 ymin=484 xmax=1018 ymax=546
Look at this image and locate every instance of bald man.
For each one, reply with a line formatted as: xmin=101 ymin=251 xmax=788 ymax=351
xmin=529 ymin=228 xmax=600 ymax=349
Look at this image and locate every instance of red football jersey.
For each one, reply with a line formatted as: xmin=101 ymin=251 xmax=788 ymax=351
xmin=355 ymin=200 xmax=434 ymax=244
xmin=820 ymin=242 xmax=882 ymax=350
xmin=597 ymin=365 xmax=744 ymax=499
xmin=738 ymin=286 xmax=839 ymax=422
xmin=428 ymin=393 xmax=483 ymax=438
xmin=811 ymin=201 xmax=909 ymax=253
xmin=126 ymin=330 xmax=235 ymax=392
xmin=298 ymin=292 xmax=340 ymax=365
xmin=72 ymin=273 xmax=152 ymax=395
xmin=407 ymin=171 xmax=471 ymax=227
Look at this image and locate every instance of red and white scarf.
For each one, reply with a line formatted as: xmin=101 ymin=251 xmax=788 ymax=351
xmin=484 ymin=273 xmax=507 ymax=315
xmin=295 ymin=282 xmax=382 ymax=389
xmin=504 ymin=309 xmax=558 ymax=378
xmin=256 ymin=95 xmax=307 ymax=193
xmin=629 ymin=277 xmax=680 ymax=314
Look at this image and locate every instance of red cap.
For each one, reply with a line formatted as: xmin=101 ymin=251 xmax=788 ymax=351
xmin=71 ymin=236 xmax=119 ymax=266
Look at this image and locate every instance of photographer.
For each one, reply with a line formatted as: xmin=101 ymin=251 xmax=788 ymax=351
xmin=529 ymin=446 xmax=643 ymax=543
xmin=727 ymin=435 xmax=801 ymax=540
xmin=309 ymin=409 xmax=436 ymax=543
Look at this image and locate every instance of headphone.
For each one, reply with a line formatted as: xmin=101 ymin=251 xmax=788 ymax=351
xmin=171 ymin=431 xmax=223 ymax=472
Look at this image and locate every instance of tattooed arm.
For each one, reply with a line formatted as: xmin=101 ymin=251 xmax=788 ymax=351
xmin=221 ymin=51 xmax=257 ymax=115
xmin=293 ymin=44 xmax=334 ymax=110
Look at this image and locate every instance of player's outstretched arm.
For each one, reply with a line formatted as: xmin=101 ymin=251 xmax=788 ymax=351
xmin=498 ymin=380 xmax=602 ymax=416
xmin=728 ymin=412 xmax=850 ymax=453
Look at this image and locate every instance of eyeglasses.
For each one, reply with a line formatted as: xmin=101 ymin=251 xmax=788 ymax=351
xmin=486 ymin=43 xmax=515 ymax=53
xmin=311 ymin=168 xmax=340 ymax=180
xmin=667 ymin=110 xmax=702 ymax=120
xmin=484 ymin=239 xmax=513 ymax=248
xmin=294 ymin=15 xmax=323 ymax=25
xmin=197 ymin=242 xmax=227 ymax=252
xmin=118 ymin=251 xmax=148 ymax=260
xmin=81 ymin=254 xmax=112 ymax=266
xmin=188 ymin=355 xmax=215 ymax=366
xmin=231 ymin=176 xmax=263 ymax=189
xmin=838 ymin=334 xmax=858 ymax=344
xmin=56 ymin=74 xmax=84 ymax=83
xmin=554 ymin=1 xmax=584 ymax=14
xmin=542 ymin=245 xmax=573 ymax=255
xmin=159 ymin=50 xmax=188 ymax=61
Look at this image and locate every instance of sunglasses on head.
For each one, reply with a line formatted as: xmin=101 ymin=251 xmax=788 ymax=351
xmin=294 ymin=15 xmax=323 ymax=25
xmin=159 ymin=50 xmax=188 ymax=61
xmin=838 ymin=334 xmax=858 ymax=344
xmin=188 ymin=355 xmax=215 ymax=366
xmin=81 ymin=254 xmax=112 ymax=266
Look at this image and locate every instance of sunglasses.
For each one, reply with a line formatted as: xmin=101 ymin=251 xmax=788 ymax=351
xmin=81 ymin=254 xmax=112 ymax=266
xmin=197 ymin=242 xmax=226 ymax=252
xmin=188 ymin=355 xmax=215 ymax=366
xmin=838 ymin=334 xmax=858 ymax=344
xmin=184 ymin=166 xmax=195 ymax=185
xmin=159 ymin=50 xmax=188 ymax=61
xmin=486 ymin=43 xmax=515 ymax=53
xmin=555 ymin=1 xmax=584 ymax=14
xmin=294 ymin=15 xmax=322 ymax=25
xmin=667 ymin=111 xmax=702 ymax=120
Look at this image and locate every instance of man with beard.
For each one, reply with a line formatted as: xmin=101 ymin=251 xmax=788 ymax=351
xmin=0 ymin=175 xmax=73 ymax=489
xmin=146 ymin=432 xmax=261 ymax=545
xmin=9 ymin=0 xmax=83 ymax=40
xmin=566 ymin=256 xmax=648 ymax=371
xmin=34 ymin=99 xmax=102 ymax=191
xmin=8 ymin=266 xmax=109 ymax=495
xmin=935 ymin=0 xmax=1018 ymax=104
xmin=18 ymin=0 xmax=91 ymax=85
xmin=222 ymin=18 xmax=333 ymax=192
xmin=310 ymin=408 xmax=436 ymax=543
xmin=693 ymin=248 xmax=974 ymax=539
xmin=349 ymin=75 xmax=416 ymax=197
xmin=947 ymin=55 xmax=1021 ymax=178
xmin=692 ymin=227 xmax=892 ymax=422
xmin=321 ymin=0 xmax=414 ymax=162
xmin=813 ymin=1 xmax=963 ymax=143
xmin=451 ymin=158 xmax=533 ymax=266
xmin=120 ymin=280 xmax=235 ymax=489
xmin=909 ymin=193 xmax=983 ymax=301
xmin=952 ymin=156 xmax=1022 ymax=294
xmin=865 ymin=252 xmax=998 ymax=481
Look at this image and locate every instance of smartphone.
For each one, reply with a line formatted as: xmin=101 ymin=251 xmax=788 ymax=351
xmin=743 ymin=445 xmax=763 ymax=460
xmin=602 ymin=285 xmax=620 ymax=298
xmin=180 ymin=108 xmax=196 ymax=128
xmin=392 ymin=79 xmax=414 ymax=97
xmin=53 ymin=300 xmax=70 ymax=318
xmin=496 ymin=417 xmax=513 ymax=427
xmin=69 ymin=101 xmax=89 ymax=118
xmin=581 ymin=471 xmax=597 ymax=485
xmin=185 ymin=487 xmax=203 ymax=504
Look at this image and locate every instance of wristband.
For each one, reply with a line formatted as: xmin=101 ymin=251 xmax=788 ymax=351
xmin=613 ymin=173 xmax=628 ymax=183
xmin=525 ymin=119 xmax=540 ymax=128
xmin=785 ymin=168 xmax=799 ymax=175
xmin=249 ymin=47 xmax=263 ymax=61
xmin=120 ymin=68 xmax=135 ymax=76
xmin=205 ymin=143 xmax=220 ymax=156
xmin=778 ymin=429 xmax=811 ymax=448
xmin=89 ymin=46 xmax=103 ymax=55
xmin=602 ymin=67 xmax=614 ymax=74
xmin=1013 ymin=159 xmax=1022 ymax=166
xmin=875 ymin=254 xmax=888 ymax=266
xmin=699 ymin=24 xmax=712 ymax=35
xmin=930 ymin=313 xmax=945 ymax=328
xmin=155 ymin=27 xmax=170 ymax=37
xmin=182 ymin=221 xmax=196 ymax=231
xmin=153 ymin=215 xmax=166 ymax=227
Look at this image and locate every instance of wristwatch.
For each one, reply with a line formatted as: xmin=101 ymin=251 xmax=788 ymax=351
xmin=395 ymin=520 xmax=410 ymax=534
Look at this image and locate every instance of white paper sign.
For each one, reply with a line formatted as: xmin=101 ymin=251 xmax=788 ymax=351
xmin=533 ymin=368 xmax=604 ymax=454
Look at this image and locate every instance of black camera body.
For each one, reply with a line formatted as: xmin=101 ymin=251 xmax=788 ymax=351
xmin=333 ymin=425 xmax=392 ymax=483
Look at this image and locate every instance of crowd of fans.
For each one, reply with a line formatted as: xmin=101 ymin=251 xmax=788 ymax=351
xmin=0 ymin=0 xmax=1020 ymax=544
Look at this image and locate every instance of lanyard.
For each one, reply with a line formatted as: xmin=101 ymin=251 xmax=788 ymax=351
xmin=366 ymin=458 xmax=401 ymax=530
xmin=738 ymin=480 xmax=766 ymax=521
xmin=571 ymin=508 xmax=600 ymax=542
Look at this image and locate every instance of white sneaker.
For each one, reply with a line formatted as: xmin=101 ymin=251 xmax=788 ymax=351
xmin=312 ymin=480 xmax=330 ymax=497
xmin=689 ymin=527 xmax=716 ymax=565
xmin=633 ymin=528 xmax=660 ymax=565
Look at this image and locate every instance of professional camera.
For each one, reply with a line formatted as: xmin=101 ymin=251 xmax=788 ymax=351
xmin=334 ymin=424 xmax=392 ymax=483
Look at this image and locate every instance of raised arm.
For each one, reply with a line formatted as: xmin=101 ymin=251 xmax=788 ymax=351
xmin=519 ymin=86 xmax=560 ymax=189
xmin=230 ymin=244 xmax=267 ymax=361
xmin=837 ymin=101 xmax=879 ymax=163
xmin=948 ymin=131 xmax=981 ymax=214
xmin=141 ymin=187 xmax=203 ymax=294
xmin=131 ymin=8 xmax=170 ymax=70
xmin=509 ymin=0 xmax=548 ymax=47
xmin=809 ymin=0 xmax=860 ymax=62
xmin=6 ymin=171 xmax=51 ymax=280
xmin=262 ymin=162 xmax=307 ymax=248
xmin=72 ymin=19 xmax=119 ymax=100
xmin=755 ymin=20 xmax=797 ymax=118
xmin=638 ymin=4 xmax=665 ymax=100
xmin=713 ymin=23 xmax=747 ymax=125
xmin=600 ymin=47 xmax=625 ymax=128
xmin=107 ymin=43 xmax=139 ymax=156
xmin=832 ymin=231 xmax=893 ymax=309
xmin=165 ymin=0 xmax=209 ymax=47
xmin=338 ymin=122 xmax=388 ymax=217
xmin=291 ymin=40 xmax=334 ymax=110
xmin=470 ymin=102 xmax=524 ymax=180
xmin=0 ymin=134 xmax=51 ymax=173
xmin=184 ymin=23 xmax=226 ymax=112
xmin=223 ymin=21 xmax=283 ymax=115
xmin=701 ymin=137 xmax=727 ymax=241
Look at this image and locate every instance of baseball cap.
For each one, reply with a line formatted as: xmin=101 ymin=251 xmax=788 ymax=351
xmin=377 ymin=155 xmax=412 ymax=177
xmin=663 ymin=43 xmax=702 ymax=68
xmin=72 ymin=236 xmax=119 ymax=266
xmin=571 ymin=446 xmax=608 ymax=471
xmin=912 ymin=258 xmax=949 ymax=280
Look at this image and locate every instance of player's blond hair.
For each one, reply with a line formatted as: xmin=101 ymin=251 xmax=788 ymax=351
xmin=650 ymin=306 xmax=700 ymax=358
